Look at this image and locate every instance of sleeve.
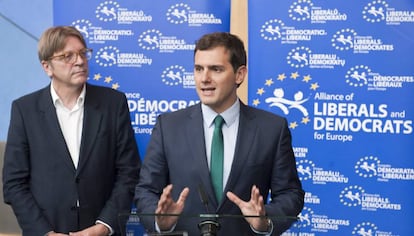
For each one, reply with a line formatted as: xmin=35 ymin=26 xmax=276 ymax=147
xmin=134 ymin=115 xmax=170 ymax=232
xmin=2 ymin=101 xmax=53 ymax=235
xmin=265 ymin=118 xmax=305 ymax=235
xmin=95 ymin=93 xmax=141 ymax=233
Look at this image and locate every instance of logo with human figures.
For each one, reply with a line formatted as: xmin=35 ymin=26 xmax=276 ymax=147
xmin=96 ymin=1 xmax=120 ymax=22
xmin=166 ymin=3 xmax=190 ymax=24
xmin=362 ymin=0 xmax=388 ymax=23
xmin=95 ymin=46 xmax=119 ymax=67
xmin=345 ymin=65 xmax=371 ymax=87
xmin=340 ymin=185 xmax=365 ymax=207
xmin=260 ymin=19 xmax=285 ymax=41
xmin=331 ymin=28 xmax=357 ymax=51
xmin=287 ymin=46 xmax=312 ymax=68
xmin=72 ymin=19 xmax=93 ymax=39
xmin=352 ymin=222 xmax=378 ymax=236
xmin=289 ymin=0 xmax=313 ymax=21
xmin=355 ymin=156 xmax=380 ymax=178
xmin=161 ymin=65 xmax=194 ymax=89
xmin=252 ymin=71 xmax=319 ymax=130
xmin=138 ymin=29 xmax=162 ymax=50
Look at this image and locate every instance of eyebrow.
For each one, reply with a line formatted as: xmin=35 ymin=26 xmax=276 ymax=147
xmin=194 ymin=64 xmax=225 ymax=69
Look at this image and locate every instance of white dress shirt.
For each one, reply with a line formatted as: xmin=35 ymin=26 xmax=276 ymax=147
xmin=50 ymin=83 xmax=85 ymax=169
xmin=201 ymin=99 xmax=240 ymax=191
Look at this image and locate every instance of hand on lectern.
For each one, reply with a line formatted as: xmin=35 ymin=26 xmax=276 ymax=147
xmin=155 ymin=184 xmax=190 ymax=231
xmin=226 ymin=185 xmax=270 ymax=232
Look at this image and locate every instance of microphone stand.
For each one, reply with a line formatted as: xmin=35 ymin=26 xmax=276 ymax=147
xmin=198 ymin=218 xmax=220 ymax=236
xmin=198 ymin=184 xmax=220 ymax=236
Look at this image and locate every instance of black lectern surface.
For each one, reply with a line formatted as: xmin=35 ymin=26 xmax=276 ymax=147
xmin=120 ymin=212 xmax=302 ymax=236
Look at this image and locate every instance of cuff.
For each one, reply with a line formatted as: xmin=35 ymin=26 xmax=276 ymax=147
xmin=96 ymin=220 xmax=114 ymax=235
xmin=250 ymin=218 xmax=274 ymax=235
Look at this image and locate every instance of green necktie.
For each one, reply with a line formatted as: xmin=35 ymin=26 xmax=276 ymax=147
xmin=211 ymin=115 xmax=225 ymax=202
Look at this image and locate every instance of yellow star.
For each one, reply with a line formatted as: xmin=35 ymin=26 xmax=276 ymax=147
xmin=302 ymin=75 xmax=311 ymax=82
xmin=265 ymin=78 xmax=274 ymax=86
xmin=104 ymin=76 xmax=113 ymax=83
xmin=289 ymin=121 xmax=298 ymax=129
xmin=112 ymin=83 xmax=120 ymax=90
xmin=257 ymin=88 xmax=265 ymax=95
xmin=252 ymin=99 xmax=260 ymax=106
xmin=93 ymin=73 xmax=102 ymax=81
xmin=301 ymin=116 xmax=310 ymax=124
xmin=290 ymin=72 xmax=299 ymax=79
xmin=310 ymin=82 xmax=319 ymax=90
xmin=277 ymin=73 xmax=286 ymax=81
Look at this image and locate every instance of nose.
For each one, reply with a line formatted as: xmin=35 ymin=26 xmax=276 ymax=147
xmin=74 ymin=52 xmax=87 ymax=65
xmin=199 ymin=70 xmax=211 ymax=83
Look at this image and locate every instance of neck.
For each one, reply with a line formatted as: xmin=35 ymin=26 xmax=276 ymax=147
xmin=52 ymin=83 xmax=83 ymax=110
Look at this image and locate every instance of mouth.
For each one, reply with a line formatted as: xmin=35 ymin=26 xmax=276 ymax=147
xmin=200 ymin=87 xmax=216 ymax=96
xmin=201 ymin=87 xmax=215 ymax=92
xmin=73 ymin=70 xmax=87 ymax=75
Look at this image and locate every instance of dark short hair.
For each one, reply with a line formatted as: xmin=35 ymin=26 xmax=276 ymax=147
xmin=38 ymin=26 xmax=87 ymax=62
xmin=194 ymin=32 xmax=247 ymax=72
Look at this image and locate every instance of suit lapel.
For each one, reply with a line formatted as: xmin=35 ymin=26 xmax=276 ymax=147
xmin=223 ymin=103 xmax=257 ymax=198
xmin=185 ymin=105 xmax=220 ymax=207
xmin=77 ymin=85 xmax=102 ymax=175
xmin=38 ymin=85 xmax=76 ymax=172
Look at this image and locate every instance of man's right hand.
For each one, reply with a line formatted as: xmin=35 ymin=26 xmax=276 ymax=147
xmin=155 ymin=184 xmax=190 ymax=231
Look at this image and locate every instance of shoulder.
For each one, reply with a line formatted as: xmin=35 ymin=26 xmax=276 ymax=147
xmin=13 ymin=86 xmax=49 ymax=106
xmin=158 ymin=104 xmax=202 ymax=126
xmin=86 ymin=83 xmax=124 ymax=97
xmin=85 ymin=84 xmax=127 ymax=106
xmin=159 ymin=103 xmax=200 ymax=119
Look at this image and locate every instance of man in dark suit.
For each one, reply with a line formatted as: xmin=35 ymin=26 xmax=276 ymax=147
xmin=2 ymin=26 xmax=141 ymax=236
xmin=134 ymin=32 xmax=304 ymax=235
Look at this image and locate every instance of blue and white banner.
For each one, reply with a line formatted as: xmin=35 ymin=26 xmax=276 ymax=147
xmin=53 ymin=0 xmax=230 ymax=159
xmin=249 ymin=0 xmax=414 ymax=235
xmin=53 ymin=1 xmax=230 ymax=234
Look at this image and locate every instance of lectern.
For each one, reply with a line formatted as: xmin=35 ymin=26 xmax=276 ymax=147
xmin=121 ymin=212 xmax=301 ymax=235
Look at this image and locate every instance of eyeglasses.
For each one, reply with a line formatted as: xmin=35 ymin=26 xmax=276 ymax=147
xmin=48 ymin=48 xmax=93 ymax=64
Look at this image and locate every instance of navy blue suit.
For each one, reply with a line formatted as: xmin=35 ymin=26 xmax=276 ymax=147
xmin=3 ymin=83 xmax=141 ymax=235
xmin=135 ymin=102 xmax=304 ymax=235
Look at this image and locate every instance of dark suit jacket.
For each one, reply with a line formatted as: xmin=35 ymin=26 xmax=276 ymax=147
xmin=135 ymin=102 xmax=304 ymax=236
xmin=2 ymin=83 xmax=141 ymax=235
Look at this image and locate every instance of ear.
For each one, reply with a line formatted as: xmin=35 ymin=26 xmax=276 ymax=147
xmin=41 ymin=60 xmax=53 ymax=77
xmin=235 ymin=65 xmax=247 ymax=86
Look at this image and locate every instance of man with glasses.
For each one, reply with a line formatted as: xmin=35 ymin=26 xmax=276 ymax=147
xmin=2 ymin=26 xmax=141 ymax=236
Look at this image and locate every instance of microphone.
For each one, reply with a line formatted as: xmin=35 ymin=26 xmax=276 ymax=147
xmin=198 ymin=183 xmax=210 ymax=213
xmin=197 ymin=184 xmax=220 ymax=236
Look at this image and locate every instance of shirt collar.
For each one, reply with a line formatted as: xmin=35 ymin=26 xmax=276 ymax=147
xmin=50 ymin=82 xmax=86 ymax=107
xmin=201 ymin=99 xmax=240 ymax=128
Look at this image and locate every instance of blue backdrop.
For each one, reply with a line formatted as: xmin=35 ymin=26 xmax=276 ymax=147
xmin=248 ymin=1 xmax=414 ymax=235
xmin=53 ymin=0 xmax=231 ymax=159
xmin=53 ymin=1 xmax=231 ymax=235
